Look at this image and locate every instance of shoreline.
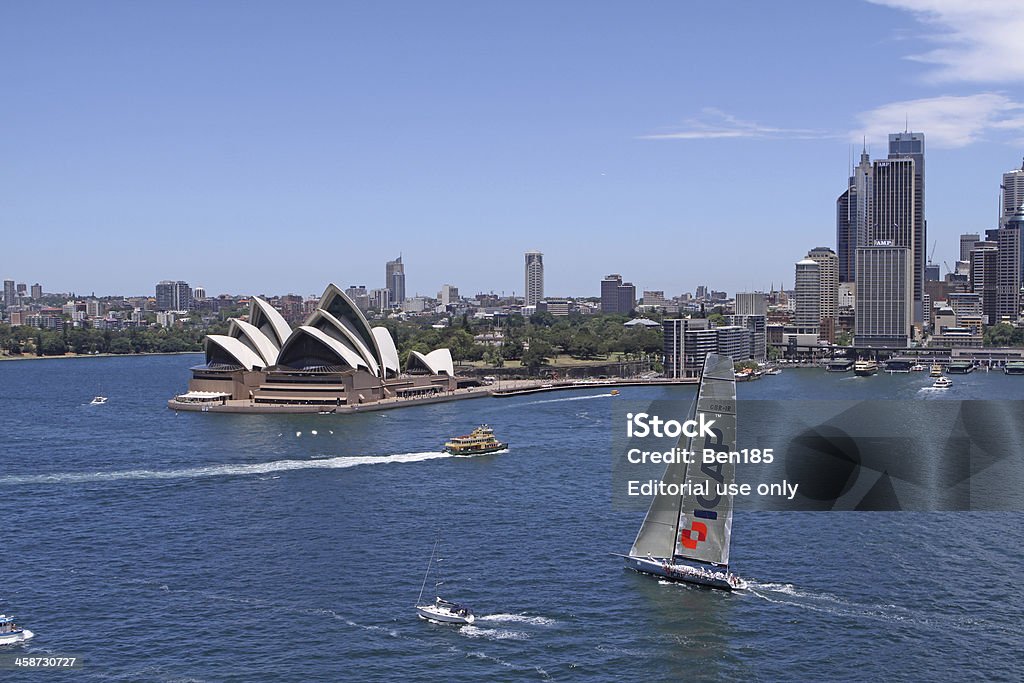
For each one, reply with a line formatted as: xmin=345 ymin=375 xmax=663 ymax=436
xmin=0 ymin=351 xmax=204 ymax=362
xmin=166 ymin=377 xmax=700 ymax=414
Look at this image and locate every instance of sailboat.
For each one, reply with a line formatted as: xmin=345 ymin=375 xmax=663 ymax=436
xmin=619 ymin=353 xmax=747 ymax=591
xmin=414 ymin=537 xmax=475 ymax=624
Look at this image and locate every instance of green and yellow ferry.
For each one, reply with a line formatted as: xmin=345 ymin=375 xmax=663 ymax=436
xmin=443 ymin=425 xmax=508 ymax=456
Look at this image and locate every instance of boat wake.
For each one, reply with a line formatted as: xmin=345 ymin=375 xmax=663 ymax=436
xmin=520 ymin=393 xmax=615 ymax=406
xmin=0 ymin=451 xmax=454 ymax=486
xmin=476 ymin=613 xmax=556 ymax=626
xmin=459 ymin=625 xmax=530 ymax=641
xmin=744 ymin=580 xmax=992 ymax=631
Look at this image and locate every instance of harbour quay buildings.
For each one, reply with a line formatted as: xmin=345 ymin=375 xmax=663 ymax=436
xmin=662 ymin=316 xmax=765 ymax=378
xmin=171 ymin=284 xmax=459 ymax=411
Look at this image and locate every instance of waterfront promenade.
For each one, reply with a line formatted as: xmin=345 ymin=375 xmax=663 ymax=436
xmin=166 ymin=376 xmax=699 ymax=414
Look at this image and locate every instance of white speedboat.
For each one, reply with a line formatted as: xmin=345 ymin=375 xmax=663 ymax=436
xmin=933 ymin=376 xmax=953 ymax=389
xmin=90 ymin=396 xmax=108 ymax=405
xmin=415 ymin=597 xmax=475 ymax=624
xmin=0 ymin=615 xmax=33 ymax=645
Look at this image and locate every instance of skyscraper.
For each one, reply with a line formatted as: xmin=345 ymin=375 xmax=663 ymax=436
xmin=970 ymin=241 xmax=998 ymax=324
xmin=600 ymin=274 xmax=635 ymax=314
xmin=807 ymin=247 xmax=839 ymax=341
xmin=1001 ymin=158 xmax=1024 ymax=226
xmin=524 ymin=251 xmax=544 ymax=306
xmin=887 ymin=131 xmax=926 ymax=321
xmin=837 ymin=147 xmax=872 ymax=283
xmin=794 ymin=258 xmax=820 ymax=332
xmin=854 ymin=244 xmax=912 ymax=347
xmin=30 ymin=283 xmax=42 ymax=300
xmin=3 ymin=279 xmax=15 ymax=307
xmin=734 ymin=292 xmax=767 ymax=316
xmin=996 ymin=205 xmax=1024 ymax=321
xmin=155 ymin=280 xmax=193 ymax=311
xmin=385 ymin=256 xmax=405 ymax=308
xmin=960 ymin=233 xmax=980 ymax=262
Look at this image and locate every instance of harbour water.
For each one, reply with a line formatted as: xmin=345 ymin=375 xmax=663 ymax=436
xmin=1 ymin=355 xmax=1021 ymax=681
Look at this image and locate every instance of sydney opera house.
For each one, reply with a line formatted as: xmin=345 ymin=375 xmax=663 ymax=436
xmin=170 ymin=284 xmax=462 ymax=411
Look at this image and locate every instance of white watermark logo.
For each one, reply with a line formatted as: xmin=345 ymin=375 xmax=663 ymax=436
xmin=625 ymin=411 xmax=717 ymax=439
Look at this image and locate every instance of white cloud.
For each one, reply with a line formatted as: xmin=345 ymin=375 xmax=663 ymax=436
xmin=640 ymin=108 xmax=834 ymax=141
xmin=852 ymin=93 xmax=1024 ymax=148
xmin=869 ymin=0 xmax=1024 ymax=83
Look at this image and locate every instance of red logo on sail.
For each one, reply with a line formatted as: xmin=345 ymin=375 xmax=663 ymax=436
xmin=679 ymin=521 xmax=708 ymax=549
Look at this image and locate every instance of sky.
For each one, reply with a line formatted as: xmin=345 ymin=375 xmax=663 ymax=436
xmin=3 ymin=0 xmax=1024 ymax=299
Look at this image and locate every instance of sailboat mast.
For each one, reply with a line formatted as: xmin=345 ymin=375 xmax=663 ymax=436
xmin=416 ymin=537 xmax=440 ymax=606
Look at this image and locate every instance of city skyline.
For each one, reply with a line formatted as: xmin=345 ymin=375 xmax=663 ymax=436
xmin=3 ymin=1 xmax=1024 ymax=297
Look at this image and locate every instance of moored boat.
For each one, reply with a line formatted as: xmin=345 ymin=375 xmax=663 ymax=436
xmin=0 ymin=615 xmax=33 ymax=645
xmin=946 ymin=360 xmax=975 ymax=374
xmin=930 ymin=363 xmax=944 ymax=377
xmin=443 ymin=425 xmax=508 ymax=456
xmin=1004 ymin=361 xmax=1024 ymax=375
xmin=826 ymin=359 xmax=854 ymax=373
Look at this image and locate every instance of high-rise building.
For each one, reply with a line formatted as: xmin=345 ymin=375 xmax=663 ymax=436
xmin=854 ymin=244 xmax=912 ymax=347
xmin=887 ymin=132 xmax=926 ymax=322
xmin=524 ymin=251 xmax=544 ymax=306
xmin=996 ymin=205 xmax=1024 ymax=321
xmin=437 ymin=284 xmax=459 ymax=306
xmin=837 ymin=148 xmax=873 ymax=283
xmin=960 ymin=233 xmax=980 ymax=262
xmin=193 ymin=286 xmax=206 ymax=300
xmin=1001 ymin=158 xmax=1024 ymax=226
xmin=600 ymin=274 xmax=636 ymax=314
xmin=155 ymin=280 xmax=193 ymax=311
xmin=970 ymin=241 xmax=998 ymax=324
xmin=345 ymin=285 xmax=370 ymax=312
xmin=369 ymin=288 xmax=391 ymax=312
xmin=385 ymin=256 xmax=405 ymax=308
xmin=807 ymin=247 xmax=838 ymax=341
xmin=794 ymin=258 xmax=820 ymax=332
xmin=30 ymin=283 xmax=42 ymax=299
xmin=3 ymin=280 xmax=15 ymax=307
xmin=734 ymin=292 xmax=767 ymax=316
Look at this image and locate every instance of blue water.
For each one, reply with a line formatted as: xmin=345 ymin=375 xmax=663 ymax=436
xmin=0 ymin=356 xmax=1021 ymax=681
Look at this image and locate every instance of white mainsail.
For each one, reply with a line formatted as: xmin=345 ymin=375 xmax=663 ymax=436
xmin=629 ymin=354 xmax=737 ymax=566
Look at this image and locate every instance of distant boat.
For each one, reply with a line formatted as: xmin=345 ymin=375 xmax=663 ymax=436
xmin=0 ymin=615 xmax=33 ymax=645
xmin=933 ymin=376 xmax=953 ymax=389
xmin=443 ymin=425 xmax=507 ymax=456
xmin=910 ymin=364 xmax=927 ymax=372
xmin=610 ymin=389 xmax=620 ymax=396
xmin=930 ymin=364 xmax=944 ymax=377
xmin=89 ymin=396 xmax=108 ymax=405
xmin=618 ymin=354 xmax=747 ymax=591
xmin=414 ymin=537 xmax=475 ymax=625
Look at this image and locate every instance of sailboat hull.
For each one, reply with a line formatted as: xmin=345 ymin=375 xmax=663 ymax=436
xmin=624 ymin=555 xmax=746 ymax=591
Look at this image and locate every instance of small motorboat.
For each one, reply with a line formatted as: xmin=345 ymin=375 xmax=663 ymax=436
xmin=415 ymin=597 xmax=475 ymax=625
xmin=0 ymin=615 xmax=33 ymax=645
xmin=610 ymin=389 xmax=620 ymax=396
xmin=90 ymin=396 xmax=108 ymax=405
xmin=933 ymin=376 xmax=953 ymax=389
